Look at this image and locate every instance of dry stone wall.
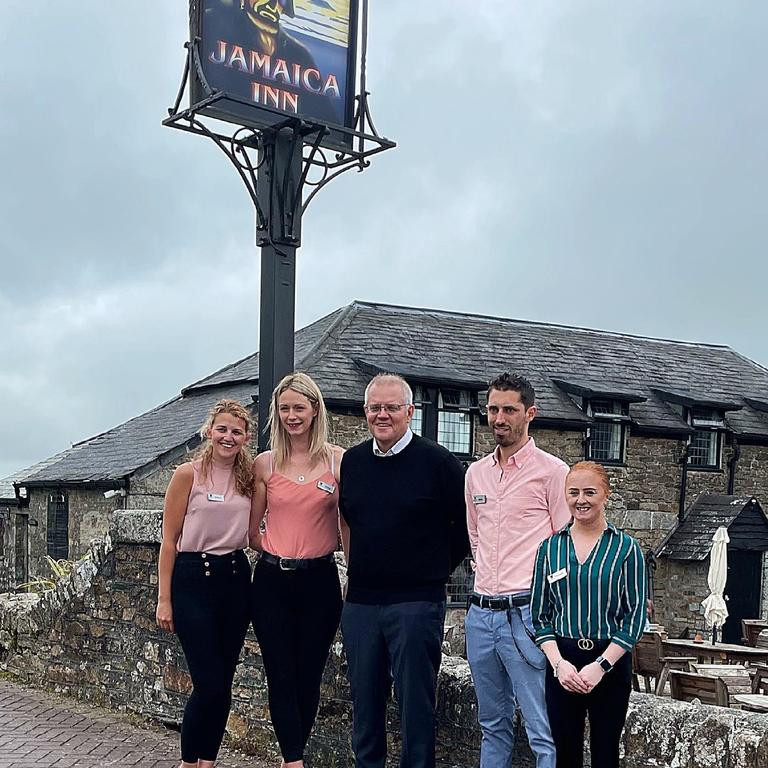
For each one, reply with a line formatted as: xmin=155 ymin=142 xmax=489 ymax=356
xmin=1 ymin=511 xmax=768 ymax=767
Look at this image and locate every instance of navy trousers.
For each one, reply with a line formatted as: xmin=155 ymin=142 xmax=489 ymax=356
xmin=341 ymin=600 xmax=446 ymax=768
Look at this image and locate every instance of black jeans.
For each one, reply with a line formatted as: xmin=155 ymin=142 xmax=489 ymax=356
xmin=250 ymin=556 xmax=343 ymax=763
xmin=172 ymin=550 xmax=250 ymax=763
xmin=341 ymin=600 xmax=446 ymax=768
xmin=545 ymin=637 xmax=632 ymax=768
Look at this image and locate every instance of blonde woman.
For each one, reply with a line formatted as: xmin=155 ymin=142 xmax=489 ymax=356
xmin=156 ymin=399 xmax=255 ymax=768
xmin=250 ymin=372 xmax=344 ymax=768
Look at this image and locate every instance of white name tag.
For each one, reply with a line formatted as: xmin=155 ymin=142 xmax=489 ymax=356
xmin=207 ymin=492 xmax=225 ymax=503
xmin=472 ymin=494 xmax=487 ymax=505
xmin=317 ymin=480 xmax=335 ymax=494
xmin=547 ymin=567 xmax=567 ymax=584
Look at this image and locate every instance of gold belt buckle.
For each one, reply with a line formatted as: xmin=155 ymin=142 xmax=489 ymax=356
xmin=578 ymin=638 xmax=595 ymax=651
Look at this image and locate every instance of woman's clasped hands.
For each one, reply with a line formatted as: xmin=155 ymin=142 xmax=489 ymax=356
xmin=556 ymin=659 xmax=604 ymax=694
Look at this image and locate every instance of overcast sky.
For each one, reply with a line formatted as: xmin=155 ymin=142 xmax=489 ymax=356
xmin=1 ymin=1 xmax=766 ymax=480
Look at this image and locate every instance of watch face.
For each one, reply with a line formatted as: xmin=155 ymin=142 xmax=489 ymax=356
xmin=598 ymin=657 xmax=612 ymax=672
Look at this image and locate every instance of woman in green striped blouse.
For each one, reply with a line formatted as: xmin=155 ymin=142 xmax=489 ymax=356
xmin=531 ymin=461 xmax=647 ymax=768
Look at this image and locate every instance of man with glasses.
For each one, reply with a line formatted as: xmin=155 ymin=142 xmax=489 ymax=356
xmin=464 ymin=373 xmax=571 ymax=768
xmin=339 ymin=373 xmax=469 ymax=768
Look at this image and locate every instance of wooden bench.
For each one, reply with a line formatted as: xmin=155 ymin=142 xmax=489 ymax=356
xmin=669 ymin=668 xmax=752 ymax=708
xmin=751 ymin=662 xmax=768 ymax=695
xmin=742 ymin=619 xmax=768 ymax=647
xmin=669 ymin=670 xmax=730 ymax=707
xmin=732 ymin=693 xmax=768 ymax=713
xmin=632 ymin=630 xmax=695 ymax=694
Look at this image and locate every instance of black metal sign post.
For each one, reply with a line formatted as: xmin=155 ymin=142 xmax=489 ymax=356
xmin=256 ymin=127 xmax=302 ymax=447
xmin=164 ymin=0 xmax=394 ymax=450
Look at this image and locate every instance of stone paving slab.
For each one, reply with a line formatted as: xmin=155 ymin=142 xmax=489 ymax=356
xmin=0 ymin=679 xmax=266 ymax=768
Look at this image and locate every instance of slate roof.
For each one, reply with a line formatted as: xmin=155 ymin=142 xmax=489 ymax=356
xmin=19 ymin=384 xmax=257 ymax=486
xmin=656 ymin=494 xmax=767 ymax=560
xmin=1 ymin=455 xmax=64 ymax=501
xmin=14 ymin=300 xmax=768 ymax=486
xmin=0 ymin=477 xmax=17 ymax=502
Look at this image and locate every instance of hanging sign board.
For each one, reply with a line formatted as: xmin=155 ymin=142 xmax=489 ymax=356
xmin=190 ymin=0 xmax=358 ymax=149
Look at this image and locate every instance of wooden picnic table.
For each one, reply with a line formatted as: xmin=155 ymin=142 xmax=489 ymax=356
xmin=732 ymin=693 xmax=768 ymax=713
xmin=663 ymin=638 xmax=768 ymax=665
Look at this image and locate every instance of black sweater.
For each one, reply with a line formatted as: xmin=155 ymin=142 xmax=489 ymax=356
xmin=339 ymin=435 xmax=470 ymax=604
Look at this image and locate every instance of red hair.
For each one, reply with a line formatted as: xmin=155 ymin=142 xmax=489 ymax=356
xmin=567 ymin=461 xmax=611 ymax=495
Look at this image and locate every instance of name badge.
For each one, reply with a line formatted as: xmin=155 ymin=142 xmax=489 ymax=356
xmin=207 ymin=492 xmax=225 ymax=503
xmin=547 ymin=567 xmax=567 ymax=584
xmin=472 ymin=494 xmax=487 ymax=505
xmin=317 ymin=480 xmax=335 ymax=494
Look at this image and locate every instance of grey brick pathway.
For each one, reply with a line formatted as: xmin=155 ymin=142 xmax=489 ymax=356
xmin=0 ymin=679 xmax=264 ymax=768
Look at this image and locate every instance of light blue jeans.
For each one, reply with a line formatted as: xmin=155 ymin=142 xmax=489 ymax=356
xmin=465 ymin=600 xmax=555 ymax=768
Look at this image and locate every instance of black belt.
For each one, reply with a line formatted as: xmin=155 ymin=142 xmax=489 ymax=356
xmin=557 ymin=636 xmax=610 ymax=653
xmin=469 ymin=593 xmax=530 ymax=610
xmin=260 ymin=551 xmax=334 ymax=571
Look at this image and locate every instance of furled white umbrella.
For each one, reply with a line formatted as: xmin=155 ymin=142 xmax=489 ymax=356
xmin=701 ymin=526 xmax=730 ymax=643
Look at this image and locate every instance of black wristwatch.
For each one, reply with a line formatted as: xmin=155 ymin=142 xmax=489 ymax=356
xmin=596 ymin=655 xmax=613 ymax=673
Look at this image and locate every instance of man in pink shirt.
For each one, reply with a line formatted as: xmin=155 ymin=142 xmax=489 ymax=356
xmin=465 ymin=373 xmax=571 ymax=768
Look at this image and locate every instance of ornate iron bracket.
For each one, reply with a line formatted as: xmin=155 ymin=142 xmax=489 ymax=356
xmin=163 ymin=1 xmax=395 ymax=245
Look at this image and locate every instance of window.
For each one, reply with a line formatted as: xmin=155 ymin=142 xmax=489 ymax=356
xmin=688 ymin=408 xmax=724 ymax=468
xmin=586 ymin=399 xmax=629 ymax=464
xmin=410 ymin=385 xmax=424 ymax=436
xmin=47 ymin=492 xmax=69 ymax=560
xmin=438 ymin=389 xmax=474 ymax=455
xmin=406 ymin=385 xmax=476 ymax=456
xmin=447 ymin=557 xmax=475 ymax=607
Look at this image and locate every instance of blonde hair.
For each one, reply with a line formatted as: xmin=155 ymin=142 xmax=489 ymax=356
xmin=194 ymin=399 xmax=255 ymax=497
xmin=567 ymin=461 xmax=611 ymax=495
xmin=268 ymin=372 xmax=330 ymax=472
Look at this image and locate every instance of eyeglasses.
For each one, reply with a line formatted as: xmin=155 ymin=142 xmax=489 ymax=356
xmin=364 ymin=403 xmax=409 ymax=414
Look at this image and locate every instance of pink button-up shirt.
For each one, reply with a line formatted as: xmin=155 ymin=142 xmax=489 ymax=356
xmin=465 ymin=438 xmax=571 ymax=595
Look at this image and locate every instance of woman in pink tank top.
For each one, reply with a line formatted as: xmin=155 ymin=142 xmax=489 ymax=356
xmin=250 ymin=372 xmax=344 ymax=768
xmin=156 ymin=399 xmax=254 ymax=768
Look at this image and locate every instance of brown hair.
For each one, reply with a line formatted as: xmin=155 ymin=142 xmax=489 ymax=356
xmin=487 ymin=372 xmax=535 ymax=409
xmin=567 ymin=461 xmax=611 ymax=495
xmin=194 ymin=399 xmax=255 ymax=497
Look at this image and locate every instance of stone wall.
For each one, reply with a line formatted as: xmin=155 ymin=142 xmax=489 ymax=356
xmin=734 ymin=444 xmax=768 ymax=498
xmin=328 ymin=412 xmax=370 ymax=447
xmin=128 ymin=466 xmax=177 ymax=510
xmin=2 ymin=510 xmax=768 ymax=767
xmin=25 ymin=487 xmax=121 ymax=580
xmin=0 ymin=504 xmax=14 ymax=592
xmin=652 ymin=558 xmax=709 ymax=639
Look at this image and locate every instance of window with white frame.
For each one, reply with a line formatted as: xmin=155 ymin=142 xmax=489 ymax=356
xmin=407 ymin=384 xmax=475 ymax=455
xmin=437 ymin=389 xmax=474 ymax=455
xmin=587 ymin=399 xmax=630 ymax=464
xmin=688 ymin=408 xmax=724 ymax=468
xmin=410 ymin=385 xmax=424 ymax=436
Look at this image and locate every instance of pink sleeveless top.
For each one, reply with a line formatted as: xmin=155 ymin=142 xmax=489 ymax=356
xmin=176 ymin=461 xmax=250 ymax=555
xmin=261 ymin=451 xmax=339 ymax=558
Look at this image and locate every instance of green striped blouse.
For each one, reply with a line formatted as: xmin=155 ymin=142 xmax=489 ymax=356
xmin=530 ymin=522 xmax=647 ymax=652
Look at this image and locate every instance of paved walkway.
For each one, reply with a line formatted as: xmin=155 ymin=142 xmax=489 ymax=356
xmin=0 ymin=679 xmax=265 ymax=768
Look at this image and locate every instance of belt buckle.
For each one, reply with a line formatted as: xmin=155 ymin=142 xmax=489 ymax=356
xmin=578 ymin=638 xmax=595 ymax=651
xmin=279 ymin=557 xmax=296 ymax=571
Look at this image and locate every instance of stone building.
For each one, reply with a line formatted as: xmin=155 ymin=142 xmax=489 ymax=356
xmin=3 ymin=300 xmax=768 ymax=632
xmin=655 ymin=494 xmax=768 ymax=642
xmin=0 ymin=474 xmax=27 ymax=592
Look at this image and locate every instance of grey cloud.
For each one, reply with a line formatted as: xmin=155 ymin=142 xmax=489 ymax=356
xmin=1 ymin=0 xmax=766 ymax=479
